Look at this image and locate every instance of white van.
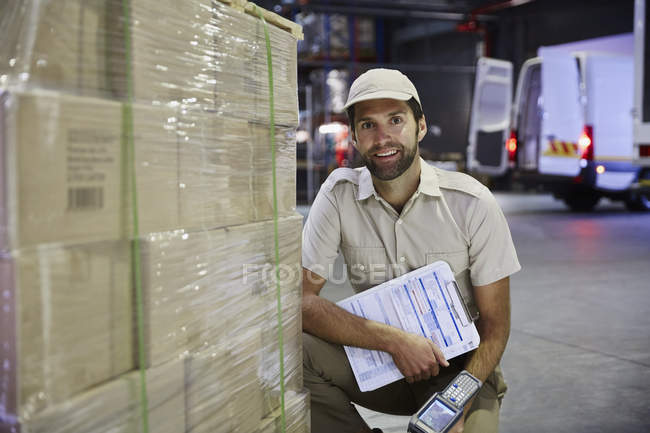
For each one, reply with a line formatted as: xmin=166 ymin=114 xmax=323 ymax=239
xmin=634 ymin=0 xmax=650 ymax=167
xmin=468 ymin=34 xmax=650 ymax=211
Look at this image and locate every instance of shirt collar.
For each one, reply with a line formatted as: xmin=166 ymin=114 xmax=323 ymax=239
xmin=418 ymin=157 xmax=442 ymax=197
xmin=357 ymin=167 xmax=375 ymax=200
xmin=355 ymin=157 xmax=441 ymax=200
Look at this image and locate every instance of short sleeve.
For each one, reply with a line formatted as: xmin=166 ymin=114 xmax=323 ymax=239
xmin=302 ymin=188 xmax=341 ymax=280
xmin=466 ymin=189 xmax=521 ymax=286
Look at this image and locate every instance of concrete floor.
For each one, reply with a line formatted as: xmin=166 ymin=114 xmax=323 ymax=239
xmin=297 ymin=192 xmax=650 ymax=433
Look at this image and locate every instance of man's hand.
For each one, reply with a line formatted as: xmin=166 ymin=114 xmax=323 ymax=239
xmin=388 ymin=331 xmax=449 ymax=383
xmin=448 ymin=416 xmax=465 ymax=433
xmin=302 ymin=267 xmax=449 ymax=384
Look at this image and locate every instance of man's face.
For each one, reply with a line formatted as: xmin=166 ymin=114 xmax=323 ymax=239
xmin=352 ymin=98 xmax=425 ymax=181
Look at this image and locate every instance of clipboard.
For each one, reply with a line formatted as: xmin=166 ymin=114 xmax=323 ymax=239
xmin=451 ymin=268 xmax=480 ymax=323
xmin=337 ymin=260 xmax=481 ymax=391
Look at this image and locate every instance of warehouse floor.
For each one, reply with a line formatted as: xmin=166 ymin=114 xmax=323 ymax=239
xmin=297 ymin=192 xmax=650 ymax=433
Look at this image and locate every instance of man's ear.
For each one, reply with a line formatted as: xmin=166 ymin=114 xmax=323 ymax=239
xmin=417 ymin=115 xmax=427 ymax=142
xmin=350 ymin=129 xmax=358 ymax=148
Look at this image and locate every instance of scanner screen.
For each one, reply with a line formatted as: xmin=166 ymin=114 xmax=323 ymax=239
xmin=419 ymin=398 xmax=456 ymax=431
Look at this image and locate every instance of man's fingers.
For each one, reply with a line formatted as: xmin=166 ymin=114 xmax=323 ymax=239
xmin=405 ymin=375 xmax=414 ymax=384
xmin=428 ymin=340 xmax=449 ymax=367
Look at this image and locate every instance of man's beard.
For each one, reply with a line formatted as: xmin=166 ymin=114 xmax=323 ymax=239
xmin=361 ymin=139 xmax=418 ymax=181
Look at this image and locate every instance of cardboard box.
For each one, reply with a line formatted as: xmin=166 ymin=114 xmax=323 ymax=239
xmin=0 ymin=240 xmax=133 ymax=422
xmin=184 ymin=328 xmax=264 ymax=433
xmin=0 ymin=1 xmax=118 ymax=98
xmin=141 ymin=215 xmax=302 ymax=367
xmin=0 ymin=90 xmax=180 ymax=250
xmin=1 ymin=0 xmax=298 ymax=126
xmin=243 ymin=13 xmax=299 ymax=127
xmin=129 ymin=0 xmax=298 ymax=125
xmin=258 ymin=390 xmax=311 ymax=433
xmin=126 ymin=0 xmax=217 ymax=106
xmin=1 ymin=360 xmax=185 ymax=433
xmin=261 ymin=290 xmax=304 ymax=416
xmin=249 ymin=122 xmax=298 ymax=221
xmin=177 ymin=113 xmax=255 ymax=229
xmin=177 ymin=113 xmax=297 ymax=229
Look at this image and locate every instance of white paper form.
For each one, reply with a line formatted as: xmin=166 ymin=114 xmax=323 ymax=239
xmin=337 ymin=261 xmax=480 ymax=392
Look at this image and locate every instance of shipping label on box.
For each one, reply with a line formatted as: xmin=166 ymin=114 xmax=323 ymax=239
xmin=0 ymin=90 xmax=181 ymax=250
xmin=0 ymin=240 xmax=133 ymax=422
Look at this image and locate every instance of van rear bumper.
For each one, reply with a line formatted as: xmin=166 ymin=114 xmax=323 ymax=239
xmin=509 ymin=163 xmax=644 ymax=197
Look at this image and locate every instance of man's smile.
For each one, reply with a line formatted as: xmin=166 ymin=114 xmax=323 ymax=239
xmin=375 ymin=149 xmax=399 ymax=157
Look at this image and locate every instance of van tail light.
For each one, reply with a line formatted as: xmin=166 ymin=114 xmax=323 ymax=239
xmin=579 ymin=125 xmax=593 ymax=161
xmin=640 ymin=144 xmax=650 ymax=157
xmin=506 ymin=130 xmax=517 ymax=162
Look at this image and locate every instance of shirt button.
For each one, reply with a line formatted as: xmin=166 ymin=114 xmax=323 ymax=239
xmin=396 ymin=219 xmax=403 ymax=225
xmin=399 ymin=256 xmax=406 ymax=263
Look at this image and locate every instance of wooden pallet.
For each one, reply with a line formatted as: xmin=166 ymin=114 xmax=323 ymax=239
xmin=217 ymin=0 xmax=304 ymax=40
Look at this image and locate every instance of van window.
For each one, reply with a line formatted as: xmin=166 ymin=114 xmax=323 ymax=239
xmin=477 ymin=82 xmax=510 ymax=128
xmin=519 ymin=65 xmax=542 ymax=169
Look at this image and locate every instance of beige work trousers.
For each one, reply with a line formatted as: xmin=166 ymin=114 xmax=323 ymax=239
xmin=303 ymin=333 xmax=507 ymax=433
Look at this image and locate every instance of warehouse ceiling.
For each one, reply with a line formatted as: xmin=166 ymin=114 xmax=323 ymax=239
xmin=261 ymin=0 xmax=631 ymax=24
xmin=265 ymin=0 xmax=534 ymax=20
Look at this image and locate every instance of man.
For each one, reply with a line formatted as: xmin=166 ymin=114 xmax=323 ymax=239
xmin=302 ymin=68 xmax=520 ymax=433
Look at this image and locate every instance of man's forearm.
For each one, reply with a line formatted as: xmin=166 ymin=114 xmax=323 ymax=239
xmin=302 ymin=293 xmax=401 ymax=353
xmin=464 ymin=277 xmax=511 ymax=382
xmin=464 ymin=312 xmax=510 ymax=382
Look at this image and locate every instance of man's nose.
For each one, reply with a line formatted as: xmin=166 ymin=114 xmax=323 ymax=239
xmin=373 ymin=123 xmax=391 ymax=143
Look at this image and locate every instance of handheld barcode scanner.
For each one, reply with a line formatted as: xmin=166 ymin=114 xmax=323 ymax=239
xmin=407 ymin=371 xmax=482 ymax=433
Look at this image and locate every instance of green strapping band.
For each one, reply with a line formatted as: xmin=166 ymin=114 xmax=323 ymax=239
xmin=121 ymin=0 xmax=150 ymax=431
xmin=253 ymin=5 xmax=286 ymax=433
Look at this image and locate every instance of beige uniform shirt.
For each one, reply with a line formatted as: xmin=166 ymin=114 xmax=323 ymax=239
xmin=302 ymin=158 xmax=521 ymax=293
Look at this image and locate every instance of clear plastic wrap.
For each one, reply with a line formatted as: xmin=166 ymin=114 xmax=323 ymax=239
xmin=0 ymin=0 xmax=300 ymax=126
xmin=0 ymin=0 xmax=308 ymax=432
xmin=258 ymin=390 xmax=311 ymax=433
xmin=0 ymin=89 xmax=297 ymax=251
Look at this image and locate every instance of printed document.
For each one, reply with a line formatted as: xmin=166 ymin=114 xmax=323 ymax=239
xmin=337 ymin=261 xmax=480 ymax=392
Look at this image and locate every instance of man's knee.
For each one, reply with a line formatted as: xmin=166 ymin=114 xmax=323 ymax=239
xmin=463 ymin=367 xmax=507 ymax=433
xmin=304 ymin=331 xmax=355 ymax=376
xmin=302 ymin=332 xmax=327 ymax=375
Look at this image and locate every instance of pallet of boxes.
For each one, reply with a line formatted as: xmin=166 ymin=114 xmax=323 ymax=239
xmin=0 ymin=0 xmax=308 ymax=432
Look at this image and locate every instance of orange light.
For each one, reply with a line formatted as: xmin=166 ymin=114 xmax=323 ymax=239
xmin=580 ymin=125 xmax=594 ymax=160
xmin=596 ymin=165 xmax=605 ymax=174
xmin=506 ymin=130 xmax=517 ymax=162
xmin=578 ymin=132 xmax=591 ymax=148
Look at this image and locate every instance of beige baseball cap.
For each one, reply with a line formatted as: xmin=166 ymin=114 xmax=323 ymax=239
xmin=343 ymin=68 xmax=421 ymax=110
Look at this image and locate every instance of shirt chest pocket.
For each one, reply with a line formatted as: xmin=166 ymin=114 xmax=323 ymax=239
xmin=341 ymin=245 xmax=392 ymax=293
xmin=425 ymin=250 xmax=469 ymax=275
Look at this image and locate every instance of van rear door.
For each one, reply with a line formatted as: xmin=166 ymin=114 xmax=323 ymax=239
xmin=537 ymin=49 xmax=584 ymax=177
xmin=513 ymin=59 xmax=543 ymax=171
xmin=467 ymin=57 xmax=512 ymax=175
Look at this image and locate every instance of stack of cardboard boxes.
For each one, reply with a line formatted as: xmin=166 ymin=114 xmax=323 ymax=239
xmin=0 ymin=0 xmax=308 ymax=432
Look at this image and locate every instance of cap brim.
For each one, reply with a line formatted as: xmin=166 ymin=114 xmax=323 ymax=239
xmin=343 ymin=90 xmax=414 ymax=110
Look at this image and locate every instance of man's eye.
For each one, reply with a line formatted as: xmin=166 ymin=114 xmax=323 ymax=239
xmin=391 ymin=117 xmax=403 ymax=125
xmin=360 ymin=122 xmax=373 ymax=129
